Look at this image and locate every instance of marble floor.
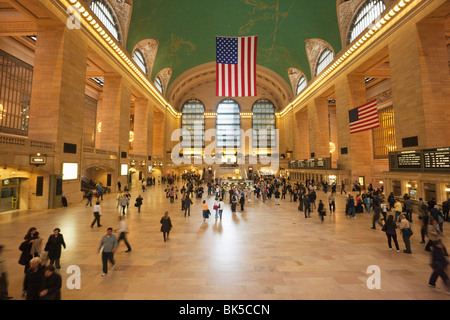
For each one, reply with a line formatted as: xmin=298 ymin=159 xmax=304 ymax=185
xmin=0 ymin=183 xmax=449 ymax=300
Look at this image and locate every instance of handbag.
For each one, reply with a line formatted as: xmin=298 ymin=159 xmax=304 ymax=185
xmin=402 ymin=228 xmax=413 ymax=237
xmin=213 ymin=205 xmax=218 ymax=210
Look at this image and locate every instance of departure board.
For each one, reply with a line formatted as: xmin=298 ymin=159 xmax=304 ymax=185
xmin=423 ymin=148 xmax=450 ymax=169
xmin=396 ymin=151 xmax=422 ymax=169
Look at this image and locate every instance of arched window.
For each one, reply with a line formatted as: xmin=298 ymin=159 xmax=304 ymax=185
xmin=315 ymin=49 xmax=334 ymax=77
xmin=90 ymin=0 xmax=121 ymax=43
xmin=181 ymin=100 xmax=205 ymax=149
xmin=296 ymin=76 xmax=307 ymax=95
xmin=252 ymin=99 xmax=276 ymax=149
xmin=216 ymin=99 xmax=241 ymax=149
xmin=154 ymin=76 xmax=163 ymax=94
xmin=132 ymin=49 xmax=147 ymax=75
xmin=349 ymin=0 xmax=386 ymax=44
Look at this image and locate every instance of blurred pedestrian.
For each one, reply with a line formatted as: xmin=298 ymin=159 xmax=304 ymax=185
xmin=428 ymin=240 xmax=449 ymax=292
xmin=22 ymin=257 xmax=45 ymax=300
xmin=39 ymin=265 xmax=62 ymax=300
xmin=0 ymin=245 xmax=10 ymax=300
xmin=116 ymin=216 xmax=131 ymax=253
xmin=160 ymin=211 xmax=172 ymax=242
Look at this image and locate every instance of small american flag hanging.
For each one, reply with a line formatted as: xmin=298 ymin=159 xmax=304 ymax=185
xmin=349 ymin=100 xmax=380 ymax=134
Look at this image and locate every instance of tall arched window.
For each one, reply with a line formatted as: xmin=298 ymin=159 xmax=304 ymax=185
xmin=315 ymin=49 xmax=334 ymax=76
xmin=216 ymin=99 xmax=241 ymax=148
xmin=296 ymin=76 xmax=307 ymax=95
xmin=181 ymin=100 xmax=205 ymax=149
xmin=132 ymin=49 xmax=147 ymax=75
xmin=155 ymin=76 xmax=163 ymax=94
xmin=348 ymin=0 xmax=386 ymax=44
xmin=90 ymin=0 xmax=121 ymax=43
xmin=252 ymin=99 xmax=276 ymax=149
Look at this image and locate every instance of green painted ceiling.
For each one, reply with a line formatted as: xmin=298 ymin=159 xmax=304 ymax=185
xmin=127 ymin=0 xmax=342 ymax=90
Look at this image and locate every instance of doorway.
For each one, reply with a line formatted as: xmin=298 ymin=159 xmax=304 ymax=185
xmin=0 ymin=178 xmax=20 ymax=212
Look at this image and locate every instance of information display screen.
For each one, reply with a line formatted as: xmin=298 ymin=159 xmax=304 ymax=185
xmin=396 ymin=151 xmax=422 ymax=169
xmin=423 ymin=148 xmax=450 ymax=169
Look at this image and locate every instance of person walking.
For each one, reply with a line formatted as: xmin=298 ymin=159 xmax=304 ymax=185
xmin=98 ymin=228 xmax=118 ymax=276
xmin=347 ymin=195 xmax=356 ymax=218
xmin=318 ymin=200 xmax=326 ymax=223
xmin=160 ymin=211 xmax=172 ymax=242
xmin=135 ymin=195 xmax=143 ymax=213
xmin=44 ymin=228 xmax=66 ymax=269
xmin=371 ymin=202 xmax=384 ymax=230
xmin=428 ymin=239 xmax=449 ymax=291
xmin=394 ymin=199 xmax=402 ymax=222
xmin=119 ymin=194 xmax=129 ymax=216
xmin=85 ymin=190 xmax=93 ymax=207
xmin=303 ymin=196 xmax=311 ymax=218
xmin=274 ymin=189 xmax=281 ymax=205
xmin=0 ymin=245 xmax=10 ymax=300
xmin=184 ymin=195 xmax=193 ymax=217
xmin=218 ymin=198 xmax=225 ymax=220
xmin=328 ymin=193 xmax=335 ymax=215
xmin=380 ymin=200 xmax=388 ymax=223
xmin=430 ymin=205 xmax=445 ymax=233
xmin=213 ymin=198 xmax=220 ymax=218
xmin=19 ymin=227 xmax=39 ymax=273
xmin=399 ymin=214 xmax=413 ymax=254
xmin=231 ymin=193 xmax=238 ymax=213
xmin=22 ymin=257 xmax=45 ymax=300
xmin=404 ymin=196 xmax=414 ymax=222
xmin=382 ymin=215 xmax=400 ymax=252
xmin=202 ymin=200 xmax=210 ymax=222
xmin=90 ymin=201 xmax=103 ymax=228
xmin=341 ymin=181 xmax=346 ymax=194
xmin=39 ymin=265 xmax=62 ymax=300
xmin=239 ymin=192 xmax=245 ymax=211
xmin=116 ymin=216 xmax=131 ymax=253
xmin=425 ymin=218 xmax=444 ymax=252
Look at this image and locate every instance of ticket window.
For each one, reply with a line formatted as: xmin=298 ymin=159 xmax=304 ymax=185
xmin=392 ymin=180 xmax=402 ymax=197
xmin=406 ymin=181 xmax=418 ymax=200
xmin=328 ymin=175 xmax=337 ymax=186
xmin=424 ymin=183 xmax=437 ymax=202
xmin=445 ymin=186 xmax=450 ymax=202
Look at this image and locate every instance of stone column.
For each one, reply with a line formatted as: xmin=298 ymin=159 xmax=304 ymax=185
xmin=133 ymin=99 xmax=154 ymax=157
xmin=308 ymin=97 xmax=330 ymax=159
xmin=335 ymin=74 xmax=374 ymax=186
xmin=294 ymin=109 xmax=309 ymax=160
xmin=28 ymin=23 xmax=88 ymax=205
xmin=96 ymin=74 xmax=131 ymax=154
xmin=28 ymin=23 xmax=87 ymax=147
xmin=389 ymin=18 xmax=450 ymax=150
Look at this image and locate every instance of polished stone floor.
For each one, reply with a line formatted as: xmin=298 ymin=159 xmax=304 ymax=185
xmin=0 ymin=182 xmax=449 ymax=300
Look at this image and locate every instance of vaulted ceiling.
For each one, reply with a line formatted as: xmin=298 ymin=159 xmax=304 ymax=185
xmin=126 ymin=0 xmax=342 ymax=92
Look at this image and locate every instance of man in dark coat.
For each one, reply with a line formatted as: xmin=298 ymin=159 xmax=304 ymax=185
xmin=40 ymin=265 xmax=62 ymax=300
xmin=44 ymin=228 xmax=66 ymax=269
xmin=22 ymin=257 xmax=45 ymax=300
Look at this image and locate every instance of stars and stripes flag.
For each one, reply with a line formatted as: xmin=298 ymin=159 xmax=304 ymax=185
xmin=216 ymin=36 xmax=258 ymax=97
xmin=349 ymin=100 xmax=380 ymax=134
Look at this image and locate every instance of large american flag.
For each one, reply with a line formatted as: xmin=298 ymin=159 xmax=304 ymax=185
xmin=349 ymin=100 xmax=380 ymax=134
xmin=216 ymin=36 xmax=258 ymax=97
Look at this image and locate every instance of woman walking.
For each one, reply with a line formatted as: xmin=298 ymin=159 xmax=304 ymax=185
xmin=382 ymin=215 xmax=400 ymax=252
xmin=44 ymin=228 xmax=66 ymax=269
xmin=135 ymin=195 xmax=143 ymax=213
xmin=202 ymin=200 xmax=210 ymax=222
xmin=91 ymin=201 xmax=102 ymax=228
xmin=160 ymin=211 xmax=172 ymax=242
xmin=19 ymin=227 xmax=40 ymax=273
xmin=399 ymin=214 xmax=413 ymax=254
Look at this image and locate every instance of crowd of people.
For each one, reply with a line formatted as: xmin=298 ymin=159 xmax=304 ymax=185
xmin=1 ymin=174 xmax=449 ymax=300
